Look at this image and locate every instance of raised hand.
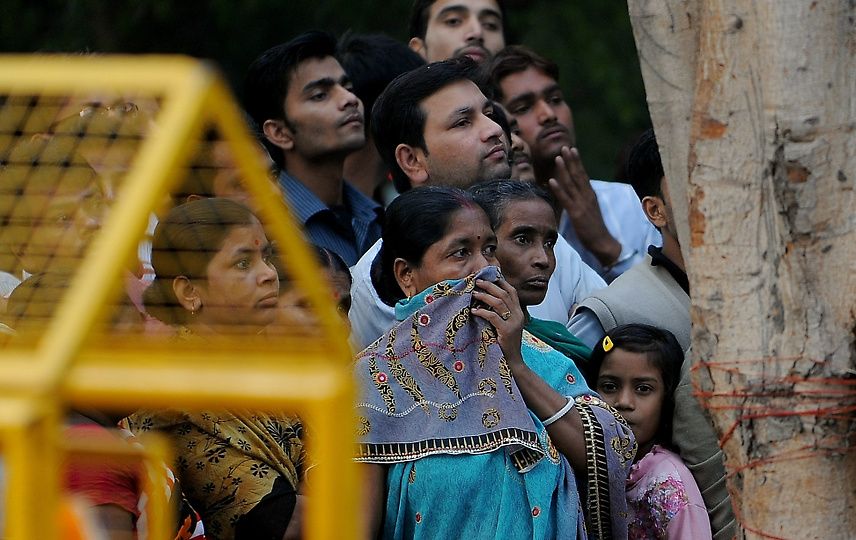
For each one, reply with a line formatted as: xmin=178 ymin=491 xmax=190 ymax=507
xmin=547 ymin=146 xmax=621 ymax=267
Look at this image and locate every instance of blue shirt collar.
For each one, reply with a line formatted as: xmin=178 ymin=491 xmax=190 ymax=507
xmin=278 ymin=170 xmax=380 ymax=224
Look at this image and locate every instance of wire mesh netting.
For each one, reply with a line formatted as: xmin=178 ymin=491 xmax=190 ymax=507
xmin=0 ymin=57 xmax=358 ymax=540
xmin=0 ymin=91 xmax=347 ymax=352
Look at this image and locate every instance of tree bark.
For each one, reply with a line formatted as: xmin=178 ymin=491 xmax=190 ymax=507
xmin=628 ymin=0 xmax=856 ymax=538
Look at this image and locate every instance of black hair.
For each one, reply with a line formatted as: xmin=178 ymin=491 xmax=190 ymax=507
xmin=376 ymin=185 xmax=479 ymax=305
xmin=470 ymin=179 xmax=557 ymax=230
xmin=371 ymin=57 xmax=484 ymax=193
xmin=586 ymin=323 xmax=684 ymax=447
xmin=314 ymin=244 xmax=353 ymax=315
xmin=338 ymin=32 xmax=426 ymax=133
xmin=144 ymin=198 xmax=258 ymax=326
xmin=408 ymin=0 xmax=508 ymax=42
xmin=244 ymin=31 xmax=338 ymax=167
xmin=171 ymin=129 xmax=230 ymax=208
xmin=627 ymin=128 xmax=664 ymax=201
xmin=314 ymin=244 xmax=351 ymax=282
xmin=489 ymin=45 xmax=560 ymax=102
xmin=5 ymin=273 xmax=68 ymax=329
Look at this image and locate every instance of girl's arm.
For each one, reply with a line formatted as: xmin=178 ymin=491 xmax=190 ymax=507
xmin=361 ymin=463 xmax=387 ymax=540
xmin=471 ymin=278 xmax=588 ymax=473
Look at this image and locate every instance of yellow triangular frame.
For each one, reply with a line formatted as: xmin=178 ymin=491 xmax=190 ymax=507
xmin=0 ymin=55 xmax=358 ymax=540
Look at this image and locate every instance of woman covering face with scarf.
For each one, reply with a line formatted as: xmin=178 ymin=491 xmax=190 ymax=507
xmin=356 ymin=185 xmax=635 ymax=540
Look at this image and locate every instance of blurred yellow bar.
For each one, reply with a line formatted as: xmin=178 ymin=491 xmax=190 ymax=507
xmin=0 ymin=54 xmax=359 ymax=539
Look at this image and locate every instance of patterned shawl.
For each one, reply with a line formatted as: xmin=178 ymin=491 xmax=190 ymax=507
xmin=355 ymin=267 xmax=636 ymax=539
xmin=354 ymin=266 xmax=545 ymax=462
xmin=124 ymin=331 xmax=306 ymax=540
xmin=125 ymin=409 xmax=305 ymax=540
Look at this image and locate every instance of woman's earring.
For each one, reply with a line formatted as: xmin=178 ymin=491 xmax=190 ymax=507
xmin=191 ymin=301 xmax=200 ymax=315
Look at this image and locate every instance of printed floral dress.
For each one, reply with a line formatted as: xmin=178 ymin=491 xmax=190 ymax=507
xmin=626 ymin=445 xmax=711 ymax=539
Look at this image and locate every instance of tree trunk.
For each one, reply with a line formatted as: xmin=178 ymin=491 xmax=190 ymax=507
xmin=628 ymin=1 xmax=856 ymax=538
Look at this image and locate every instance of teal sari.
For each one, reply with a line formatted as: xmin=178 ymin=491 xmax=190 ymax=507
xmin=355 ymin=268 xmax=634 ymax=539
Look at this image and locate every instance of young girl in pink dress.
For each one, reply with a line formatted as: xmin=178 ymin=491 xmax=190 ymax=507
xmin=587 ymin=324 xmax=712 ymax=540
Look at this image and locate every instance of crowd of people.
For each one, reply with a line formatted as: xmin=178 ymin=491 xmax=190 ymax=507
xmin=0 ymin=0 xmax=739 ymax=539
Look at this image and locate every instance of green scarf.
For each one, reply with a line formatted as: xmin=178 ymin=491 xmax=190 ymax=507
xmin=525 ymin=316 xmax=591 ymax=367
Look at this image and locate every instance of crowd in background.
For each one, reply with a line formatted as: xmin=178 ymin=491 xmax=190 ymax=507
xmin=0 ymin=1 xmax=738 ymax=539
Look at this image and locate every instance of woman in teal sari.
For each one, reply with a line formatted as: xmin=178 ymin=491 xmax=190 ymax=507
xmin=355 ymin=186 xmax=634 ymax=540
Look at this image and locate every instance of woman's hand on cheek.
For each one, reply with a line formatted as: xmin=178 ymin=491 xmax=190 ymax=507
xmin=471 ymin=278 xmax=525 ymax=364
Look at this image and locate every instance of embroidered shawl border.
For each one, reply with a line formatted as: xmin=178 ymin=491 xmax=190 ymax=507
xmin=577 ymin=399 xmax=614 ymax=540
xmin=355 ymin=427 xmax=543 ymax=463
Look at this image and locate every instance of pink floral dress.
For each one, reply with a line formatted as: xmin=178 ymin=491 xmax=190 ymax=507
xmin=626 ymin=445 xmax=711 ymax=539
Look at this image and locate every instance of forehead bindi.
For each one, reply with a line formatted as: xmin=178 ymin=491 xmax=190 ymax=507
xmin=222 ymin=222 xmax=266 ymax=247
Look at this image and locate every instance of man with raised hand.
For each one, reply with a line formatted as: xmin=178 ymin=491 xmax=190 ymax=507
xmin=491 ymin=45 xmax=659 ymax=282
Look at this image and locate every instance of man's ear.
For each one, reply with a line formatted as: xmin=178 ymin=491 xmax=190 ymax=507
xmin=393 ymin=257 xmax=416 ymax=299
xmin=408 ymin=37 xmax=428 ymax=61
xmin=172 ymin=276 xmax=202 ymax=314
xmin=262 ymin=119 xmax=295 ymax=152
xmin=641 ymin=195 xmax=667 ymax=229
xmin=394 ymin=144 xmax=429 ymax=187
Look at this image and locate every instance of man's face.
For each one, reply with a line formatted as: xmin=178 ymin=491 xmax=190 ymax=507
xmin=282 ymin=56 xmax=365 ymax=159
xmin=508 ymin=116 xmax=535 ymax=182
xmin=499 ymin=66 xmax=576 ymax=171
xmin=411 ymin=0 xmax=505 ymax=63
xmin=413 ymin=80 xmax=511 ymax=188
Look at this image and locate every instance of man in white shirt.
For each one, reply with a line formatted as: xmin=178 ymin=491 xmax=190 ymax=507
xmin=490 ymin=46 xmax=660 ymax=282
xmin=348 ymin=58 xmax=605 ymax=349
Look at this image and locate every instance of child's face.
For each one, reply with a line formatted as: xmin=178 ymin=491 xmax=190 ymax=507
xmin=596 ymin=349 xmax=665 ymax=451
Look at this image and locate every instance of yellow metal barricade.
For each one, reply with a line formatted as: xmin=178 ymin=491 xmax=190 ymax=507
xmin=0 ymin=55 xmax=358 ymax=539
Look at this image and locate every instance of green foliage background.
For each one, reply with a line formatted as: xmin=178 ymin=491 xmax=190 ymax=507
xmin=0 ymin=0 xmax=650 ymax=180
